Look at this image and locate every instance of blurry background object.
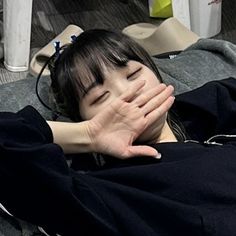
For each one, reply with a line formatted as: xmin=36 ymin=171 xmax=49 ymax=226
xmin=172 ymin=0 xmax=191 ymax=30
xmin=122 ymin=17 xmax=199 ymax=56
xmin=189 ymin=0 xmax=222 ymax=38
xmin=3 ymin=0 xmax=33 ymax=72
xmin=151 ymin=0 xmax=222 ymax=38
xmin=0 ymin=0 xmax=233 ymax=86
xmin=148 ymin=0 xmax=173 ymax=18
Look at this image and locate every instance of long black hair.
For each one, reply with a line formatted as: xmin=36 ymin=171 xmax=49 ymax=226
xmin=43 ymin=29 xmax=186 ymax=141
xmin=49 ymin=29 xmax=163 ymax=121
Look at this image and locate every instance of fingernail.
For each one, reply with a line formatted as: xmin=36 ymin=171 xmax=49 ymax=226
xmin=155 ymin=153 xmax=162 ymax=159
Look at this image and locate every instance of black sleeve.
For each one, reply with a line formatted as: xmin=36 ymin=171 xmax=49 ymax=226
xmin=0 ymin=105 xmax=53 ymax=145
xmin=0 ymin=106 xmax=119 ymax=236
xmin=172 ymin=78 xmax=236 ymax=141
xmin=0 ymin=106 xmax=66 ymax=232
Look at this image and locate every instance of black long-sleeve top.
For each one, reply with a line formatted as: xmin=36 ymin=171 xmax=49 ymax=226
xmin=1 ymin=78 xmax=236 ymax=236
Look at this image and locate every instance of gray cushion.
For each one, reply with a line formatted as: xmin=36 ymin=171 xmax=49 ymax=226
xmin=0 ymin=74 xmax=52 ymax=120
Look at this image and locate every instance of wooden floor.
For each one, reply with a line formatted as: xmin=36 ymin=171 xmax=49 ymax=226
xmin=0 ymin=0 xmax=236 ymax=85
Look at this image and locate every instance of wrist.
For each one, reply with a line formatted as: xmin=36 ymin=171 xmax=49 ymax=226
xmin=85 ymin=119 xmax=102 ymax=154
xmin=48 ymin=120 xmax=94 ymax=154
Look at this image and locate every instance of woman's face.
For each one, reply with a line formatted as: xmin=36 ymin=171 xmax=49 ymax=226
xmin=79 ymin=60 xmax=167 ymax=143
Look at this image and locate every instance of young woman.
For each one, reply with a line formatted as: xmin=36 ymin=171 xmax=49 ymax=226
xmin=2 ymin=29 xmax=236 ymax=236
xmin=46 ymin=29 xmax=236 ymax=236
xmin=50 ymin=29 xmax=186 ymax=144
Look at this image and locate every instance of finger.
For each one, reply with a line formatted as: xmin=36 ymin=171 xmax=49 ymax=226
xmin=132 ymin=83 xmax=167 ymax=107
xmin=124 ymin=145 xmax=161 ymax=159
xmin=120 ymin=80 xmax=146 ymax=102
xmin=145 ymin=96 xmax=175 ymax=126
xmin=142 ymin=85 xmax=174 ymax=115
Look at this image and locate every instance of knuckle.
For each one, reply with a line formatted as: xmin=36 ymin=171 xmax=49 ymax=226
xmin=142 ymin=94 xmax=148 ymax=102
xmin=155 ymin=108 xmax=162 ymax=118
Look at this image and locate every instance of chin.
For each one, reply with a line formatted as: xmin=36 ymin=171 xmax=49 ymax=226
xmin=136 ymin=125 xmax=163 ymax=144
xmin=136 ymin=114 xmax=167 ymax=144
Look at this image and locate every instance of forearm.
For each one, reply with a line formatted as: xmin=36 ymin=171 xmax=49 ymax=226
xmin=47 ymin=120 xmax=94 ymax=154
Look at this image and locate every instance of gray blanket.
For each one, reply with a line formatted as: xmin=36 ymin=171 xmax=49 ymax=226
xmin=1 ymin=38 xmax=236 ymax=235
xmin=155 ymin=38 xmax=236 ymax=94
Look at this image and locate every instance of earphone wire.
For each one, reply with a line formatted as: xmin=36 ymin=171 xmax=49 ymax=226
xmin=35 ymin=53 xmax=62 ymax=120
xmin=35 ymin=38 xmax=77 ymax=120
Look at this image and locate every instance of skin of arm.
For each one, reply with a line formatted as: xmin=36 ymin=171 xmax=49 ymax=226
xmin=47 ymin=119 xmax=93 ymax=154
xmin=48 ymin=81 xmax=174 ymax=159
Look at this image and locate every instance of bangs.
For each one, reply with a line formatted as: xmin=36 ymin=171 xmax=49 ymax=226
xmin=71 ymin=39 xmax=129 ymax=98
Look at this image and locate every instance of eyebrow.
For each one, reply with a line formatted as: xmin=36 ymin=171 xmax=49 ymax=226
xmin=82 ymin=81 xmax=100 ymax=97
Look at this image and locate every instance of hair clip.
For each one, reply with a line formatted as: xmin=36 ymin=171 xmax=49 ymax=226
xmin=71 ymin=35 xmax=77 ymax=43
xmin=54 ymin=41 xmax=61 ymax=56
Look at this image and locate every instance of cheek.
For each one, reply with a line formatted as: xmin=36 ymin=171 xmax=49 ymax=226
xmin=143 ymin=72 xmax=161 ymax=90
xmin=79 ymin=100 xmax=95 ymax=120
xmin=79 ymin=104 xmax=98 ymax=120
xmin=79 ymin=99 xmax=112 ymax=120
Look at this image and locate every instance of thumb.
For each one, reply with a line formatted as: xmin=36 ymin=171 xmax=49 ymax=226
xmin=125 ymin=145 xmax=161 ymax=159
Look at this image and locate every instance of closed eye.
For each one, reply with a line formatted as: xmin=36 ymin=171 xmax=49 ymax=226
xmin=90 ymin=92 xmax=109 ymax=105
xmin=127 ymin=67 xmax=142 ymax=80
